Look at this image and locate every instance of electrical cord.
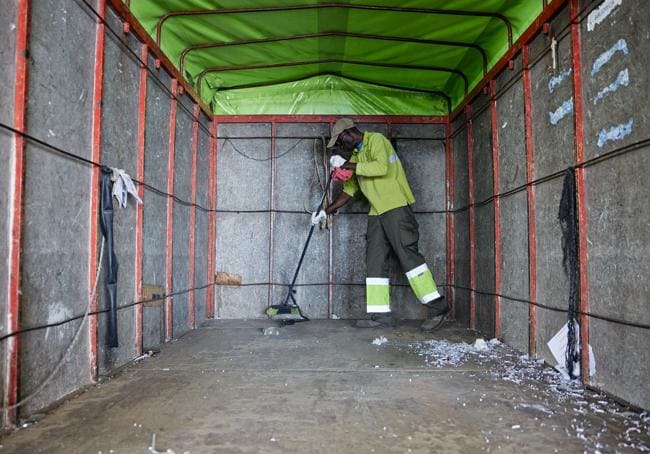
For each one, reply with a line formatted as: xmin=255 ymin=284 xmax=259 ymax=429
xmin=1 ymin=104 xmax=647 ymax=340
xmin=4 ymin=121 xmax=646 ymax=219
xmin=220 ymin=137 xmax=307 ymax=162
xmin=2 ymin=120 xmax=648 ymax=332
xmin=303 ymin=137 xmax=328 ymax=214
xmin=4 ymin=238 xmax=104 ymax=410
xmin=2 ymin=278 xmax=648 ymax=345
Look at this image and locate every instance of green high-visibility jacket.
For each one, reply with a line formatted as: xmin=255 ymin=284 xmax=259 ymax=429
xmin=343 ymin=132 xmax=416 ymax=216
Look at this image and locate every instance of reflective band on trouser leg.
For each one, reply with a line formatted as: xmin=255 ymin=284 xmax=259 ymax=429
xmin=366 ymin=278 xmax=390 ymax=313
xmin=405 ymin=264 xmax=440 ymax=304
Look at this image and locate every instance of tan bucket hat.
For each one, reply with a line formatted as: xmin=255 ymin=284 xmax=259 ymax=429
xmin=327 ymin=118 xmax=355 ymax=148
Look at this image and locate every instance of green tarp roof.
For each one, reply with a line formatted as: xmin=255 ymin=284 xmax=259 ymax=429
xmin=127 ymin=1 xmax=544 ymax=115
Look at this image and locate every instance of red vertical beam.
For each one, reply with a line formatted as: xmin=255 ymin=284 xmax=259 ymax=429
xmin=88 ymin=0 xmax=105 ymax=382
xmin=445 ymin=120 xmax=455 ymax=320
xmin=204 ymin=122 xmax=213 ymax=320
xmin=327 ymin=120 xmax=334 ymax=319
xmin=134 ymin=44 xmax=149 ymax=356
xmin=134 ymin=44 xmax=147 ymax=355
xmin=4 ymin=0 xmax=31 ymax=427
xmin=466 ymin=105 xmax=476 ymax=330
xmin=522 ymin=45 xmax=537 ymax=357
xmin=268 ymin=122 xmax=277 ymax=307
xmin=489 ymin=80 xmax=502 ymax=339
xmin=165 ymin=79 xmax=178 ymax=341
xmin=569 ymin=0 xmax=590 ymax=382
xmin=188 ymin=105 xmax=199 ymax=329
xmin=207 ymin=119 xmax=218 ymax=319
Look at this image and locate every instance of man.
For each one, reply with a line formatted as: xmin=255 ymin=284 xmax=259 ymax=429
xmin=311 ymin=118 xmax=448 ymax=329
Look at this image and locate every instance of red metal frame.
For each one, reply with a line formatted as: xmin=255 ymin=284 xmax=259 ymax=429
xmin=207 ymin=119 xmax=218 ymax=319
xmin=489 ymin=80 xmax=501 ymax=338
xmin=88 ymin=0 xmax=106 ymax=383
xmin=268 ymin=122 xmax=277 ymax=307
xmin=5 ymin=0 xmax=31 ymax=427
xmin=466 ymin=106 xmax=476 ymax=330
xmin=188 ymin=105 xmax=199 ymax=329
xmin=451 ymin=0 xmax=568 ymax=120
xmin=522 ymin=45 xmax=537 ymax=357
xmin=134 ymin=43 xmax=147 ymax=355
xmin=327 ymin=120 xmax=334 ymax=318
xmin=445 ymin=120 xmax=455 ymax=320
xmin=569 ymin=0 xmax=590 ymax=382
xmin=165 ymin=79 xmax=178 ymax=341
xmin=107 ymin=0 xmax=211 ymax=117
xmin=213 ymin=115 xmax=446 ymax=124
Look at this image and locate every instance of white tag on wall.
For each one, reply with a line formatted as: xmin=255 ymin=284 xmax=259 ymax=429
xmin=547 ymin=320 xmax=596 ymax=378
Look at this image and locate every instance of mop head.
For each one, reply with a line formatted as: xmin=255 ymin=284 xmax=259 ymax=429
xmin=266 ymin=305 xmax=301 ymax=318
xmin=265 ymin=304 xmax=309 ymax=325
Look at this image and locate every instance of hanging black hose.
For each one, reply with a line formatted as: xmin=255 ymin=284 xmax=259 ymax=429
xmin=100 ymin=167 xmax=119 ymax=348
xmin=559 ymin=167 xmax=580 ymax=378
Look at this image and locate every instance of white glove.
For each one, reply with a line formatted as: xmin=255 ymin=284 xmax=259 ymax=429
xmin=310 ymin=210 xmax=327 ymax=225
xmin=329 ymin=155 xmax=347 ymax=168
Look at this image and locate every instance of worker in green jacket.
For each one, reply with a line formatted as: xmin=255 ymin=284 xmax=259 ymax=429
xmin=311 ymin=118 xmax=448 ymax=329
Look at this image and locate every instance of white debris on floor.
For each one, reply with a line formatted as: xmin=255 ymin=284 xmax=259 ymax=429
xmin=405 ymin=337 xmax=650 ymax=452
xmin=134 ymin=351 xmax=154 ymax=363
xmin=409 ymin=338 xmax=495 ymax=367
xmin=474 ymin=338 xmax=489 ymax=351
xmin=372 ymin=336 xmax=388 ymax=346
xmin=148 ymin=433 xmax=190 ymax=454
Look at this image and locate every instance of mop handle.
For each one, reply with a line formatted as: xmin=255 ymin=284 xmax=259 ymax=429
xmin=282 ymin=172 xmax=334 ymax=306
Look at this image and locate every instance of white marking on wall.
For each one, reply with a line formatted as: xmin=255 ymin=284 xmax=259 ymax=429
xmin=597 ymin=118 xmax=633 ymax=148
xmin=549 ymin=98 xmax=574 ymax=125
xmin=548 ymin=68 xmax=572 ymax=93
xmin=593 ymin=68 xmax=629 ymax=104
xmin=587 ymin=0 xmax=623 ymax=31
xmin=591 ymin=39 xmax=628 ymax=76
xmin=45 ymin=303 xmax=73 ymax=341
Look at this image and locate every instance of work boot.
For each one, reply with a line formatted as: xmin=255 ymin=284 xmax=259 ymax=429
xmin=420 ymin=305 xmax=450 ymax=332
xmin=371 ymin=313 xmax=397 ymax=327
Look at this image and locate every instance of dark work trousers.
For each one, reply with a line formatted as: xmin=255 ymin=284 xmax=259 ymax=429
xmin=365 ymin=205 xmax=440 ymax=313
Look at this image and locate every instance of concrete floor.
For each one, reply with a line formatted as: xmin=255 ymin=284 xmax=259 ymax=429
xmin=1 ymin=320 xmax=648 ymax=453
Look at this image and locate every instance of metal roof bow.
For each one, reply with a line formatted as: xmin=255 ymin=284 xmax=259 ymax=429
xmin=128 ymin=0 xmax=543 ymax=115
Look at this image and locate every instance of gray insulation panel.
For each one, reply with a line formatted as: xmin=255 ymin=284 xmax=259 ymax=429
xmin=534 ymin=178 xmax=570 ymax=362
xmin=498 ymin=191 xmax=530 ymax=354
xmin=96 ymin=8 xmax=141 ymax=372
xmin=495 ymin=78 xmax=529 ymax=353
xmin=194 ymin=121 xmax=211 ymax=326
xmin=215 ymin=123 xmax=271 ymax=318
xmin=528 ymin=4 xmax=576 ymax=367
xmin=19 ymin=0 xmax=96 ymax=415
xmin=470 ymin=104 xmax=495 ymax=337
xmin=215 ymin=213 xmax=270 ymax=319
xmin=452 ymin=126 xmax=470 ymax=326
xmin=529 ymin=14 xmax=575 ymax=179
xmin=172 ymin=105 xmax=194 ymax=335
xmin=142 ymin=55 xmax=172 ymax=350
xmin=581 ymin=0 xmax=649 ymax=160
